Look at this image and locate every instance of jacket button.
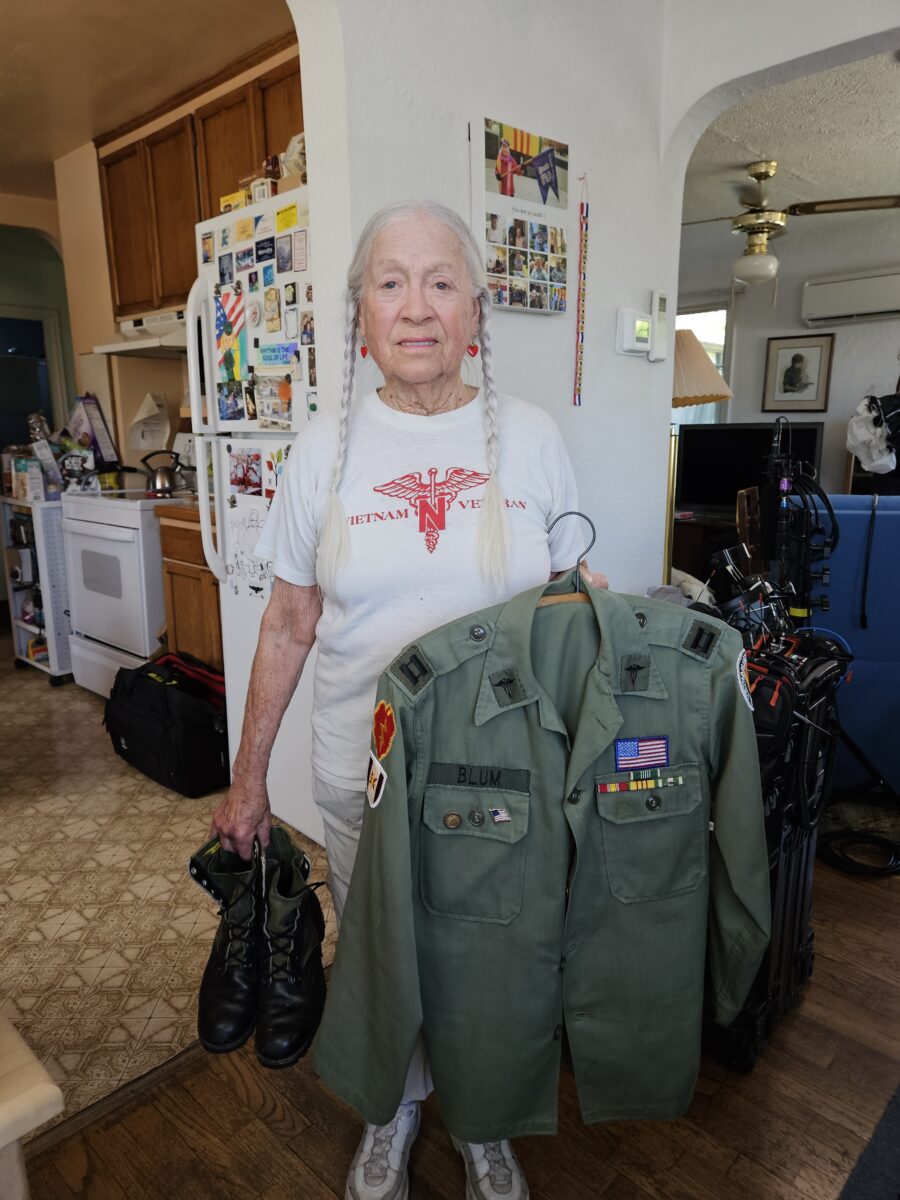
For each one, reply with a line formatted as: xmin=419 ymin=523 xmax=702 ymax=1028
xmin=469 ymin=624 xmax=487 ymax=642
xmin=566 ymin=789 xmax=582 ymax=805
xmin=635 ymin=611 xmax=647 ymax=628
xmin=443 ymin=812 xmax=462 ymax=829
xmin=468 ymin=809 xmax=485 ymax=827
xmin=645 ymin=795 xmax=661 ymax=811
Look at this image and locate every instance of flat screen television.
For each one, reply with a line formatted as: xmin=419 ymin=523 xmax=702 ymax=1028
xmin=675 ymin=421 xmax=824 ymax=513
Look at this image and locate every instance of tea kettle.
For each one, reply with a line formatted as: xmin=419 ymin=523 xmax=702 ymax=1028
xmin=141 ymin=451 xmax=183 ymax=497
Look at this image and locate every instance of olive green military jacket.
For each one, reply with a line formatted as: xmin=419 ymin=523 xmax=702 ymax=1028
xmin=313 ymin=573 xmax=771 ymax=1142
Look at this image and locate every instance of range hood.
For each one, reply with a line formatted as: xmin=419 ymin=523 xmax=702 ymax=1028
xmin=93 ymin=311 xmax=187 ymax=359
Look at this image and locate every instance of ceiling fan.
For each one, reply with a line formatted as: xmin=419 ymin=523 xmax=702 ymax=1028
xmin=685 ymin=160 xmax=900 ymax=284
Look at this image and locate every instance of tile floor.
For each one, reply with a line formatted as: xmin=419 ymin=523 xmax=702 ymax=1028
xmin=0 ymin=638 xmax=335 ymax=1133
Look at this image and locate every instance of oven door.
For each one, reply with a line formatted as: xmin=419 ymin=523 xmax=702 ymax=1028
xmin=63 ymin=517 xmax=151 ymax=657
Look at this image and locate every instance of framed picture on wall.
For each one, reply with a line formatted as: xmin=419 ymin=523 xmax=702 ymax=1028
xmin=762 ymin=334 xmax=834 ymax=412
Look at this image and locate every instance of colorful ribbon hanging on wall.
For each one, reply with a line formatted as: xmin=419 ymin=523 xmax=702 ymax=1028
xmin=573 ymin=176 xmax=589 ymax=406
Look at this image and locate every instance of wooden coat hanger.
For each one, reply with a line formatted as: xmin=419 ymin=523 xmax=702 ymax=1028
xmin=537 ymin=511 xmax=596 ymax=607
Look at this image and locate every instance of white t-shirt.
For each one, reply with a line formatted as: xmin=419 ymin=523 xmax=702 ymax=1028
xmin=254 ymin=389 xmax=581 ymax=789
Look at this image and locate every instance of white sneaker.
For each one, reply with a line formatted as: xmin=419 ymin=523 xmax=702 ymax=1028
xmin=451 ymin=1136 xmax=529 ymax=1200
xmin=345 ymin=1102 xmax=421 ymax=1200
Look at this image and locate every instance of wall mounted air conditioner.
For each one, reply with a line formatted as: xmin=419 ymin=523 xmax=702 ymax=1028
xmin=801 ymin=267 xmax=900 ymax=327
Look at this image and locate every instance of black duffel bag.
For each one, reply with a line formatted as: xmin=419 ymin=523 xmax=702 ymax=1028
xmin=104 ymin=652 xmax=229 ymax=798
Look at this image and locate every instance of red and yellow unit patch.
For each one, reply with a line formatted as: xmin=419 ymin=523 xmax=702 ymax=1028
xmin=373 ymin=700 xmax=397 ymax=759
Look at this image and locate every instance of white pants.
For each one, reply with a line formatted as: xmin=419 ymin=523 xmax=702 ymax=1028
xmin=313 ymin=775 xmax=433 ymax=1108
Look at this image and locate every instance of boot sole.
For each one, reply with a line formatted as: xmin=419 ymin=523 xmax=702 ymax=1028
xmin=254 ymin=1026 xmax=317 ymax=1069
xmin=198 ymin=1019 xmax=256 ymax=1055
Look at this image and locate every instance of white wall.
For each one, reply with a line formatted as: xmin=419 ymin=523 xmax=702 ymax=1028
xmin=680 ymin=210 xmax=900 ymax=493
xmin=286 ymin=0 xmax=900 ymax=592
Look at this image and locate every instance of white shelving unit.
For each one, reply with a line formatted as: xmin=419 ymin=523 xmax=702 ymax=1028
xmin=2 ymin=497 xmax=72 ymax=683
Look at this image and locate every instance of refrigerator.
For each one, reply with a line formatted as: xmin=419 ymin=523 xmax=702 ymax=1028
xmin=186 ymin=186 xmax=324 ymax=844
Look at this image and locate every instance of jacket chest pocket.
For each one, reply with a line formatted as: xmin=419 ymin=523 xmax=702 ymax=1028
xmin=419 ymin=785 xmax=529 ymax=924
xmin=596 ymin=763 xmax=707 ymax=903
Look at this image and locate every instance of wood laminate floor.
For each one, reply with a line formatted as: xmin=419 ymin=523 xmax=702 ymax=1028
xmin=26 ymin=864 xmax=900 ymax=1200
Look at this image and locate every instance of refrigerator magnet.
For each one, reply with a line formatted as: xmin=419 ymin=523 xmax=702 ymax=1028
xmin=284 ymin=282 xmax=296 ymax=307
xmin=218 ymin=253 xmax=234 ymax=285
xmin=248 ymin=270 xmax=259 ymax=293
xmin=263 ymin=264 xmax=274 ymax=287
xmin=201 ymin=232 xmax=214 ymax=264
xmin=220 ymin=225 xmax=233 ymax=250
xmin=255 ymin=236 xmax=275 ymax=263
xmin=304 ymin=283 xmax=313 ymax=303
xmin=308 ymin=347 xmax=317 ymax=388
xmin=276 ymin=203 xmax=298 ymax=233
xmin=248 ymin=300 xmax=262 ymax=327
xmin=244 ymin=384 xmax=258 ymax=421
xmin=236 ymin=247 xmax=255 ymax=272
xmin=275 ymin=234 xmax=293 ymax=273
xmin=285 ymin=307 xmax=298 ymax=340
xmin=293 ymin=229 xmax=308 ymax=272
xmin=264 ymin=287 xmax=282 ymax=333
xmin=235 ymin=216 xmax=254 ymax=242
xmin=300 ymin=311 xmax=315 ymax=346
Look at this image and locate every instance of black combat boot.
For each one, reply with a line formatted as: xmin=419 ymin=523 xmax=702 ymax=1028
xmin=190 ymin=837 xmax=260 ymax=1053
xmin=255 ymin=825 xmax=326 ymax=1068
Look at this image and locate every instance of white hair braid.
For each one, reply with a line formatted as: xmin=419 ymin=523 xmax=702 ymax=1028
xmin=476 ymin=292 xmax=509 ymax=590
xmin=315 ymin=290 xmax=356 ymax=593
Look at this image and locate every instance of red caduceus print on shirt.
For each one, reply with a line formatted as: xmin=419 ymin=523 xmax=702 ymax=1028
xmin=373 ymin=467 xmax=490 ymax=552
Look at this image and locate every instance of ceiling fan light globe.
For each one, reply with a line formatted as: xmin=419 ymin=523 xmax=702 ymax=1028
xmin=732 ymin=250 xmax=779 ymax=285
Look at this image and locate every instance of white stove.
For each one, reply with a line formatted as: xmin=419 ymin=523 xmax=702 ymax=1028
xmin=61 ymin=492 xmax=185 ymax=695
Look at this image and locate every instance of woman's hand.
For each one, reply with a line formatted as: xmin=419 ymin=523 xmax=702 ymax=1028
xmin=210 ymin=776 xmax=272 ymax=861
xmin=579 ymin=560 xmax=609 ymax=590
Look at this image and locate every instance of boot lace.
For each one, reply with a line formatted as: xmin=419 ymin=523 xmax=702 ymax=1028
xmin=264 ymin=909 xmax=301 ymax=983
xmin=484 ymin=1142 xmax=513 ymax=1190
xmin=219 ymin=881 xmax=255 ymax=970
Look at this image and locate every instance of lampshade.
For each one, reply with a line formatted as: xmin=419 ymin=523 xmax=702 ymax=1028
xmin=672 ymin=329 xmax=732 ymax=408
xmin=732 ymin=249 xmax=779 ymax=285
xmin=731 ymin=230 xmax=779 ymax=285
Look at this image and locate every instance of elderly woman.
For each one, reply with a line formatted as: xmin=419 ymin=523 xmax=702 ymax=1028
xmin=212 ymin=199 xmax=604 ymax=1200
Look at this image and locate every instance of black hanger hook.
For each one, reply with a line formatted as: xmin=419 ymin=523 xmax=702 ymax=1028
xmin=547 ymin=510 xmax=596 ymax=593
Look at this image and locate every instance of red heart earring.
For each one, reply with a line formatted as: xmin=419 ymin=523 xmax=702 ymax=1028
xmin=466 ymin=343 xmax=479 ymax=357
xmin=360 ymin=339 xmax=368 ymax=358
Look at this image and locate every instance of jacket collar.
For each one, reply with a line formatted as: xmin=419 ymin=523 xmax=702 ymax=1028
xmin=474 ymin=571 xmax=668 ymax=733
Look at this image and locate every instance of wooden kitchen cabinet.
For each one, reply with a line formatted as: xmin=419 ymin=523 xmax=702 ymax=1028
xmin=98 ymin=49 xmax=302 ymax=311
xmin=195 ymin=83 xmax=265 ymax=220
xmin=100 ymin=116 xmax=200 ymax=318
xmin=145 ymin=117 xmax=202 ymax=309
xmin=258 ymin=61 xmax=303 ymax=164
xmin=99 ymin=143 xmax=157 ymax=316
xmin=156 ymin=505 xmax=223 ymax=672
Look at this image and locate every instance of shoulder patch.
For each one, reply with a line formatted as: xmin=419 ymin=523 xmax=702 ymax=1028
xmin=388 ymin=645 xmax=434 ymax=698
xmin=681 ymin=618 xmax=722 ymax=661
xmin=736 ymin=649 xmax=754 ymax=712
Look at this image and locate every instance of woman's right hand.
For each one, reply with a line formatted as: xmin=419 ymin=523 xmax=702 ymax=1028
xmin=210 ymin=776 xmax=272 ymax=861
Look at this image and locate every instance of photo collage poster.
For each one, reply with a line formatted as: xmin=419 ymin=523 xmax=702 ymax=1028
xmin=211 ymin=194 xmax=316 ymax=427
xmin=480 ymin=118 xmax=569 ymax=314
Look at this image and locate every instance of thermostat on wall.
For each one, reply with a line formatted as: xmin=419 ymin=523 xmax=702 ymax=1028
xmin=616 ymin=308 xmax=652 ymax=356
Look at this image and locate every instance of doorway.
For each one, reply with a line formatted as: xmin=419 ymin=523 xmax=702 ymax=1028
xmin=0 ymin=316 xmax=53 ymax=446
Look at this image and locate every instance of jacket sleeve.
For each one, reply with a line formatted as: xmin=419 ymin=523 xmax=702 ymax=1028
xmin=311 ymin=674 xmax=423 ymax=1125
xmin=706 ymin=627 xmax=772 ymax=1025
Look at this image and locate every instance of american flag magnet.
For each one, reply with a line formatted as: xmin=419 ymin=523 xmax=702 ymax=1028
xmin=614 ymin=736 xmax=669 ymax=771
